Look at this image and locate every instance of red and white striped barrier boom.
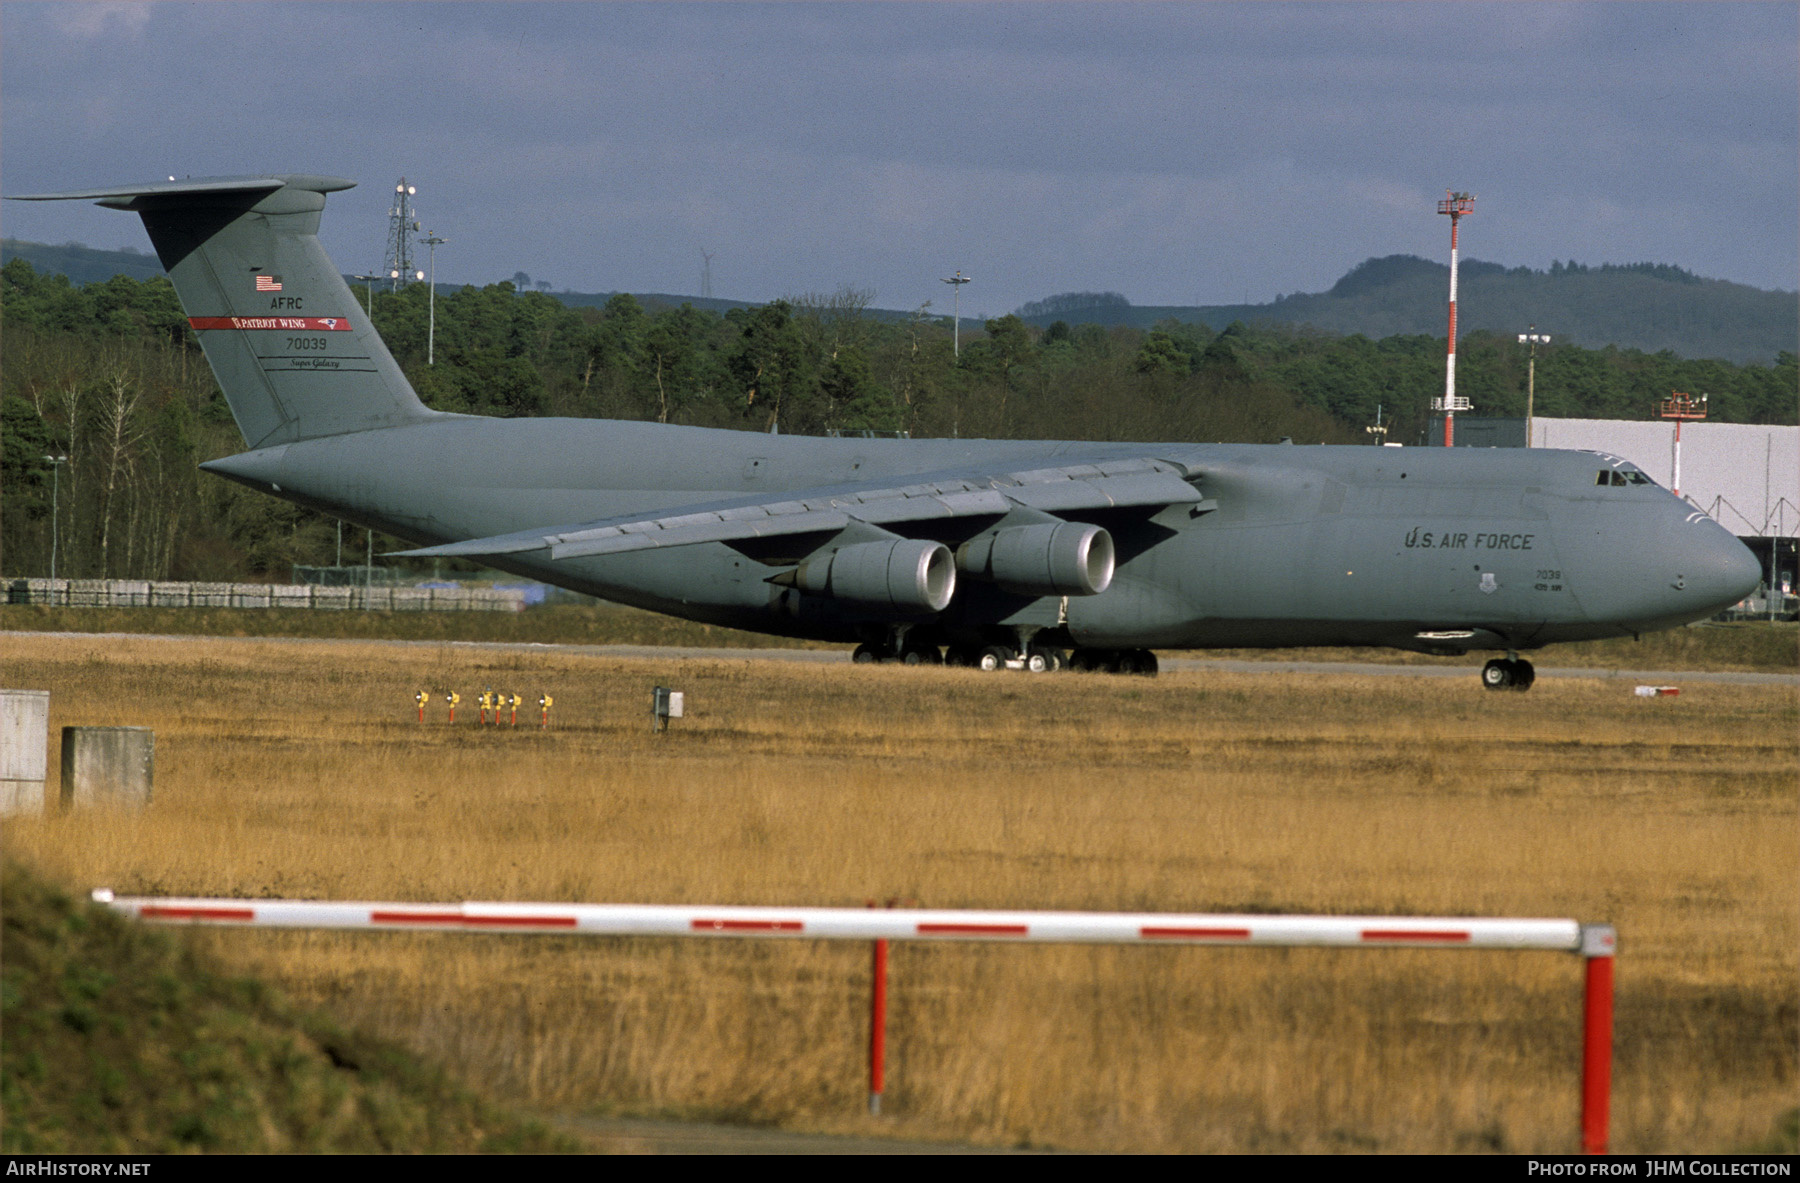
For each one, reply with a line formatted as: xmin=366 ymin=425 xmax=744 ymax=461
xmin=91 ymin=891 xmax=1616 ymax=1154
xmin=90 ymin=894 xmax=1584 ymax=948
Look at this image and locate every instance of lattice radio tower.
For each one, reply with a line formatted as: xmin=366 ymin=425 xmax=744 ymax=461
xmin=384 ymin=178 xmax=421 ymax=291
xmin=700 ymin=249 xmax=715 ymax=300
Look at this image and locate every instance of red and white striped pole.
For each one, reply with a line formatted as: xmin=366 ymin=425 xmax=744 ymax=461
xmin=1437 ymin=191 xmax=1475 ymax=447
xmin=1580 ymin=923 xmax=1617 ymax=1155
xmin=870 ymin=929 xmax=888 ymax=1115
xmin=1445 ymin=210 xmax=1459 ymax=447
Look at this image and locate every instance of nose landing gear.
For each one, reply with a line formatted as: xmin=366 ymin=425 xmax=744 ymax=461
xmin=1480 ymin=656 xmax=1536 ymax=691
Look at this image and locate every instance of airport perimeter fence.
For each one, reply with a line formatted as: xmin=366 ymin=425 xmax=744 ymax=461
xmin=3 ymin=578 xmax=530 ymax=613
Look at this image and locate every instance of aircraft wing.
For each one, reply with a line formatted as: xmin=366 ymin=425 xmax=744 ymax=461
xmin=392 ymin=456 xmax=1205 ymax=561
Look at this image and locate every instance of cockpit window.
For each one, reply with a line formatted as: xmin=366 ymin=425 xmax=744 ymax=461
xmin=1596 ymin=468 xmax=1655 ymax=487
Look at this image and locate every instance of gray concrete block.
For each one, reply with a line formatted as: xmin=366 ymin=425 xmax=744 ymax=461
xmin=1 ymin=690 xmax=50 ymax=816
xmin=60 ymin=726 xmax=154 ymax=811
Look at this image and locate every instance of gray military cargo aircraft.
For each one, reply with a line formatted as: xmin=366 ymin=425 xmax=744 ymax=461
xmin=11 ymin=174 xmax=1762 ymax=687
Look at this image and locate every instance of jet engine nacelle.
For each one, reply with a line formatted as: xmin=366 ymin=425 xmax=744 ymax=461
xmin=795 ymin=539 xmax=957 ymax=613
xmin=957 ymin=522 xmax=1114 ymax=597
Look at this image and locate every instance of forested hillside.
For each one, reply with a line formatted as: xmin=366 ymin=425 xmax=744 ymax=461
xmin=3 ymin=256 xmax=1794 ymax=583
xmin=1018 ymin=255 xmax=1799 ymax=365
xmin=0 ymin=239 xmax=166 ymax=285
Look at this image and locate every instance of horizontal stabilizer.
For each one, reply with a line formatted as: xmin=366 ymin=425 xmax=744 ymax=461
xmin=10 ymin=177 xmax=290 ymax=205
xmin=392 ymin=457 xmax=1203 ymax=561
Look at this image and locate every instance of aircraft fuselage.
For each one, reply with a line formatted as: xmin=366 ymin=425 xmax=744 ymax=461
xmin=203 ymin=415 xmax=1758 ymax=656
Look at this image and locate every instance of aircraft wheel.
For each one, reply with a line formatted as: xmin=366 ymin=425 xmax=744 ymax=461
xmin=853 ymin=643 xmax=882 ymax=665
xmin=1025 ymin=651 xmax=1049 ymax=673
xmin=1481 ymin=659 xmax=1512 ymax=690
xmin=900 ymin=645 xmax=941 ymax=666
xmin=1038 ymin=647 xmax=1067 ymax=672
xmin=944 ymin=645 xmax=974 ymax=668
xmin=1510 ymin=659 xmax=1536 ymax=691
xmin=976 ymin=645 xmax=1012 ymax=672
xmin=1116 ymin=649 xmax=1158 ymax=676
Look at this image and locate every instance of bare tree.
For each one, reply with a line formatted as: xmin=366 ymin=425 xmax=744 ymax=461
xmin=94 ymin=353 xmax=146 ymax=577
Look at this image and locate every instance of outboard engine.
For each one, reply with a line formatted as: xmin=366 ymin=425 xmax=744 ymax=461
xmin=794 ymin=539 xmax=957 ymax=612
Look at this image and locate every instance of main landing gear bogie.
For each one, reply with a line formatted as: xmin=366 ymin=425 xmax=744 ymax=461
xmin=1067 ymin=648 xmax=1159 ymax=676
xmin=853 ymin=642 xmax=943 ymax=666
xmin=1481 ymin=657 xmax=1535 ymax=692
xmin=863 ymin=638 xmax=1155 ymax=676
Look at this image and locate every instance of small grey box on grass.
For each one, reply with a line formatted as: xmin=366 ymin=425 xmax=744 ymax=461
xmin=652 ymin=687 xmax=685 ymax=731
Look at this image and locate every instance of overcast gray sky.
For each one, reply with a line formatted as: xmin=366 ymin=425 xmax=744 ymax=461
xmin=3 ymin=1 xmax=1795 ymax=316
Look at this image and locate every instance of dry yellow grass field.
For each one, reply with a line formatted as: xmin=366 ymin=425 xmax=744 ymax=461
xmin=4 ymin=632 xmax=1794 ymax=1153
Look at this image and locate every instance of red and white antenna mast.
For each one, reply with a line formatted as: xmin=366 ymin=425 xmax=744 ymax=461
xmin=1433 ymin=191 xmax=1476 ymax=446
xmin=1658 ymin=391 xmax=1707 ymax=496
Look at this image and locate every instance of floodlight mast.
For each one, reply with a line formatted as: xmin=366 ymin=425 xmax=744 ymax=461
xmin=40 ymin=454 xmax=67 ymax=580
xmin=1518 ymin=327 xmax=1551 ymax=446
xmin=351 ymin=275 xmax=379 ymax=317
xmin=1433 ymin=191 xmax=1476 ymax=446
xmin=421 ymin=232 xmax=447 ymax=365
xmin=941 ymin=271 xmax=972 ymax=357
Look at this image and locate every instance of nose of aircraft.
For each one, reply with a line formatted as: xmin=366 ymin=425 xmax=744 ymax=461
xmin=1674 ymin=518 xmax=1763 ymax=612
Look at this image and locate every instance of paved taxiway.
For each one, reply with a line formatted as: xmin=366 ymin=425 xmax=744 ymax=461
xmin=9 ymin=631 xmax=1793 ymax=687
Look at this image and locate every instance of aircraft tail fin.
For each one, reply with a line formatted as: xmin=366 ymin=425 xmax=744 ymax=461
xmin=8 ymin=175 xmax=438 ymax=449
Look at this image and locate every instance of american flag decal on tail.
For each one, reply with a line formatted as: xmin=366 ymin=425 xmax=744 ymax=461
xmin=255 ymin=275 xmax=283 ymax=292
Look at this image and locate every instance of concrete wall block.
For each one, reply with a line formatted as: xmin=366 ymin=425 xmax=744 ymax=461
xmin=230 ymin=584 xmax=272 ymax=608
xmin=150 ymin=581 xmax=192 ymax=607
xmin=1 ymin=691 xmax=51 ymax=812
xmin=391 ymin=588 xmax=430 ymax=611
xmin=0 ymin=779 xmax=47 ymax=815
xmin=67 ymin=579 xmax=111 ymax=607
xmin=465 ymin=589 xmax=529 ymax=613
xmin=192 ymin=582 xmax=233 ymax=607
xmin=270 ymin=584 xmax=313 ymax=609
xmin=111 ymin=580 xmax=151 ymax=607
xmin=312 ymin=587 xmax=353 ymax=610
xmin=60 ymin=726 xmax=154 ymax=811
xmin=355 ymin=587 xmax=395 ymax=610
xmin=18 ymin=579 xmax=67 ymax=605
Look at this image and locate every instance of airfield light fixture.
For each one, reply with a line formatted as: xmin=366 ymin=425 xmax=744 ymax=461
xmin=40 ymin=454 xmax=68 ymax=581
xmin=352 ymin=274 xmax=380 ymax=317
xmin=421 ymin=231 xmax=448 ymax=364
xmin=941 ymin=271 xmax=972 ymax=358
xmin=1518 ymin=327 xmax=1551 ymax=446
